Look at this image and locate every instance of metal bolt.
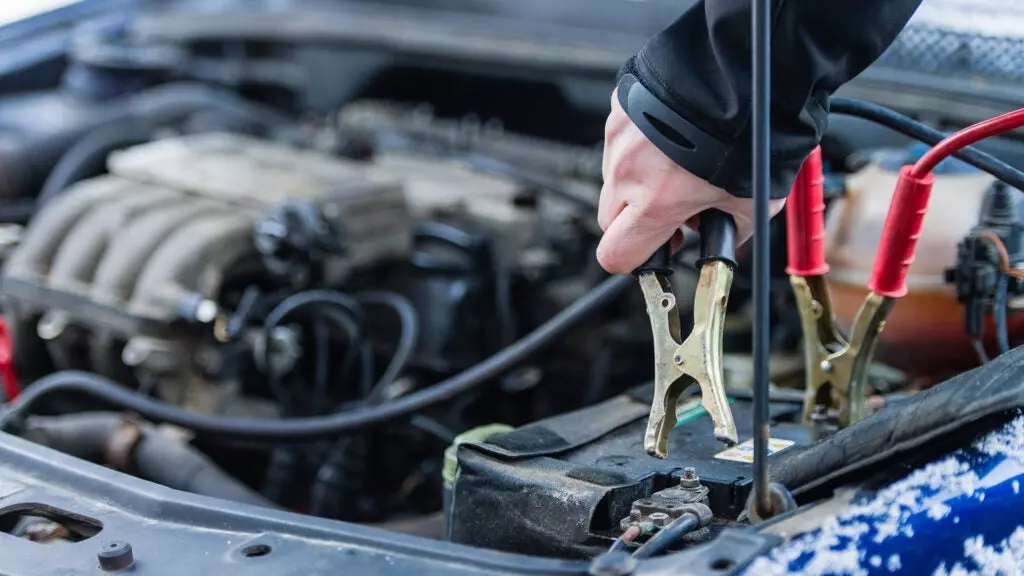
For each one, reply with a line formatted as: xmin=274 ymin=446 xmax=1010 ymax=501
xmin=674 ymin=355 xmax=684 ymax=365
xmin=820 ymin=360 xmax=833 ymax=373
xmin=589 ymin=551 xmax=638 ymax=576
xmin=97 ymin=541 xmax=134 ymax=572
xmin=648 ymin=512 xmax=669 ymax=526
xmin=679 ymin=466 xmax=702 ymax=490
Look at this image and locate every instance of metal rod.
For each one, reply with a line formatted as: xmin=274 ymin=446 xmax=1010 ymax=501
xmin=751 ymin=0 xmax=772 ymax=518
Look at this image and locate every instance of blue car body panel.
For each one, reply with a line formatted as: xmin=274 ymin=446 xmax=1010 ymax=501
xmin=745 ymin=415 xmax=1024 ymax=575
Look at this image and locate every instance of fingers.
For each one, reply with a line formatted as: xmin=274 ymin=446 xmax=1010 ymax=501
xmin=596 ymin=204 xmax=678 ymax=274
xmin=712 ymin=197 xmax=787 ymax=247
xmin=669 ymin=229 xmax=686 ymax=254
xmin=597 ymin=181 xmax=627 ymax=232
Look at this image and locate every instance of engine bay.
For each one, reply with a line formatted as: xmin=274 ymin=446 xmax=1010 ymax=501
xmin=2 ymin=1 xmax=1024 ymax=575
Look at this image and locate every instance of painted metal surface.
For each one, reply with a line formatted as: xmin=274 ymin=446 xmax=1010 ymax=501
xmin=744 ymin=415 xmax=1024 ymax=575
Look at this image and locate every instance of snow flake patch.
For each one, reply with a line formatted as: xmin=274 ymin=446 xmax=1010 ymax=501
xmin=934 ymin=527 xmax=1024 ymax=575
xmin=927 ymin=502 xmax=951 ymax=520
xmin=743 ymin=416 xmax=1024 ymax=575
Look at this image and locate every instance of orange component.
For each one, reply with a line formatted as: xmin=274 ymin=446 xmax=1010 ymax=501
xmin=824 ymin=161 xmax=1024 ymax=380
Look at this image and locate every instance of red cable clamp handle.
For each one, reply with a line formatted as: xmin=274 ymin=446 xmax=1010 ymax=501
xmin=871 ymin=106 xmax=1024 ymax=298
xmin=785 ymin=146 xmax=829 ymax=277
xmin=868 ymin=167 xmax=933 ymax=298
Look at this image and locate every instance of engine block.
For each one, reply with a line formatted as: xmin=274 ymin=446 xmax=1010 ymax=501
xmin=1 ymin=133 xmax=412 ymax=399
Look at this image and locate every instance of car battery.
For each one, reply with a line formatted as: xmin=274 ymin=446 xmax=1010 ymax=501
xmin=446 ymin=384 xmax=809 ymax=558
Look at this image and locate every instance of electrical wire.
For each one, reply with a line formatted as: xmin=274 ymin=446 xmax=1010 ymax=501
xmin=750 ymin=0 xmax=773 ymax=521
xmin=912 ymin=108 xmax=1024 ymax=178
xmin=313 ymin=308 xmax=366 ymax=410
xmin=262 ymin=291 xmax=367 ymax=407
xmin=979 ymin=231 xmax=1024 ymax=280
xmin=830 ymin=98 xmax=1024 ymax=191
xmin=995 ymin=273 xmax=1011 ymax=355
xmin=608 ymin=525 xmax=641 ymax=553
xmin=312 ymin=319 xmax=331 ymax=411
xmin=0 ymin=275 xmax=633 ymax=441
xmin=408 ymin=414 xmax=456 ymax=444
xmin=631 ymin=514 xmax=700 ymax=559
xmin=353 ymin=291 xmax=420 ymax=402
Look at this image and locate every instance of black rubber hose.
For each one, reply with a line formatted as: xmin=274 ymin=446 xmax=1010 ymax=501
xmin=0 ymin=83 xmax=290 ymax=203
xmin=631 ymin=514 xmax=700 ymax=559
xmin=36 ymin=123 xmax=149 ymax=209
xmin=1 ymin=275 xmax=632 ymax=441
xmin=314 ymin=307 xmax=365 ymax=408
xmin=312 ymin=319 xmax=332 ymax=411
xmin=354 ymin=291 xmax=420 ymax=402
xmin=19 ymin=412 xmax=276 ymax=508
xmin=830 ymin=97 xmax=1024 ymax=190
xmin=262 ymin=290 xmax=367 ymax=407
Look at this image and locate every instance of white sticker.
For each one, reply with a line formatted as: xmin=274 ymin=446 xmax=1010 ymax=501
xmin=713 ymin=438 xmax=795 ymax=463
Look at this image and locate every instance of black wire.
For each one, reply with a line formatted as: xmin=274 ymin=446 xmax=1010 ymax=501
xmin=312 ymin=319 xmax=330 ymax=411
xmin=631 ymin=515 xmax=699 ymax=559
xmin=313 ymin=308 xmax=363 ymax=411
xmin=408 ymin=414 xmax=457 ymax=444
xmin=995 ymin=273 xmax=1011 ymax=355
xmin=0 ymin=275 xmax=632 ymax=441
xmin=262 ymin=291 xmax=367 ymax=408
xmin=353 ymin=291 xmax=420 ymax=403
xmin=751 ymin=0 xmax=773 ymax=520
xmin=830 ymin=98 xmax=1024 ymax=190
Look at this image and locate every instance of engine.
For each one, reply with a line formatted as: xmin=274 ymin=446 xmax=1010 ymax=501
xmin=5 ymin=3 xmax=1024 ymax=574
xmin=0 ymin=100 xmax=632 ymax=521
xmin=3 ymin=132 xmax=411 ymax=405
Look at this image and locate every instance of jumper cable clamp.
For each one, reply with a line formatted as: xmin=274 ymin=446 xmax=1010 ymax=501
xmin=636 ymin=209 xmax=739 ymax=458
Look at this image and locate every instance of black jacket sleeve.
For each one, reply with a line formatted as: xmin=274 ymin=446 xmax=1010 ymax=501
xmin=616 ymin=1 xmax=923 ymax=200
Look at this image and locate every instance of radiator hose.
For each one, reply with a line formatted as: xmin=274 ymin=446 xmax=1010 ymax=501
xmin=19 ymin=412 xmax=276 ymax=508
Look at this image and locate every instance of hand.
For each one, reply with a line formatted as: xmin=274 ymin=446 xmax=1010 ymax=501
xmin=596 ymin=91 xmax=786 ymax=275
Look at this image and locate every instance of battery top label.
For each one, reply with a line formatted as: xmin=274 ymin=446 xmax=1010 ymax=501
xmin=713 ymin=438 xmax=795 ymax=463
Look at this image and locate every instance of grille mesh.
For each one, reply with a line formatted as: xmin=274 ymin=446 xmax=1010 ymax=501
xmin=875 ymin=0 xmax=1024 ymax=82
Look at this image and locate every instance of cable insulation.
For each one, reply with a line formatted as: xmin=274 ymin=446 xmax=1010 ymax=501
xmin=830 ymin=98 xmax=1024 ymax=191
xmin=913 ymin=109 xmax=1024 ymax=178
xmin=751 ymin=0 xmax=773 ymax=520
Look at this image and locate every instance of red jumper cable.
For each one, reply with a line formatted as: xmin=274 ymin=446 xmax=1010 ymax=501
xmin=788 ymin=109 xmax=1024 ymax=430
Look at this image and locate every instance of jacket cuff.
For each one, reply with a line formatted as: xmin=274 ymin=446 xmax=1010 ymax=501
xmin=616 ymin=66 xmax=799 ymax=200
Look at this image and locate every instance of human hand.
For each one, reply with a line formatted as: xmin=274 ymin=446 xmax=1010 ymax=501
xmin=596 ymin=90 xmax=786 ymax=275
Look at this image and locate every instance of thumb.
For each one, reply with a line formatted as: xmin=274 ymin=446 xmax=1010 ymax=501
xmin=595 ymin=204 xmax=677 ymax=275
